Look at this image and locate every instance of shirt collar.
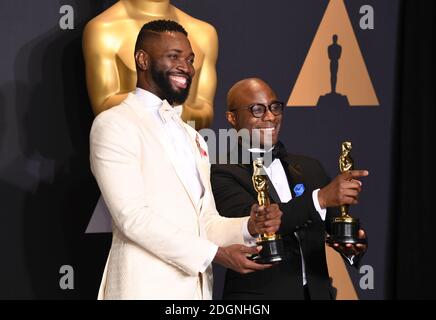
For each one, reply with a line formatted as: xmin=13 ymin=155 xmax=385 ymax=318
xmin=133 ymin=87 xmax=183 ymax=117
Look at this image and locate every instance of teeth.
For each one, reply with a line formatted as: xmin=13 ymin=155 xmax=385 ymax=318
xmin=170 ymin=75 xmax=187 ymax=85
xmin=260 ymin=128 xmax=275 ymax=131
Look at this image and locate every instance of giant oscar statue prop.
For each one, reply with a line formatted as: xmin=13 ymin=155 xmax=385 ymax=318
xmin=251 ymin=158 xmax=286 ymax=263
xmin=83 ymin=0 xmax=218 ymax=130
xmin=327 ymin=142 xmax=365 ymax=244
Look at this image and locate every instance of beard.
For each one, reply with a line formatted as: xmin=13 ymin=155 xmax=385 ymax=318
xmin=151 ymin=64 xmax=192 ymax=105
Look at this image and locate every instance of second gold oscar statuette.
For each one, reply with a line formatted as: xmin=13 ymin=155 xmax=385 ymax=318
xmin=251 ymin=158 xmax=286 ymax=264
xmin=326 ymin=142 xmax=365 ymax=244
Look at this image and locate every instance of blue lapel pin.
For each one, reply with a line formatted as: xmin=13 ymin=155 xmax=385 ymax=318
xmin=293 ymin=184 xmax=305 ymax=197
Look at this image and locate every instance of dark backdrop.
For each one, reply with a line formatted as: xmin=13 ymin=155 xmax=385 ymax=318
xmin=390 ymin=1 xmax=436 ymax=300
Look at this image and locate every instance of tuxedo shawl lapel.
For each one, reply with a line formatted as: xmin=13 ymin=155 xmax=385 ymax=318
xmin=282 ymin=156 xmax=308 ymax=241
xmin=182 ymin=127 xmax=211 ymax=214
xmin=123 ymin=94 xmax=200 ymax=214
xmin=265 ymin=175 xmax=281 ymax=204
xmin=283 ymin=157 xmax=306 ymax=197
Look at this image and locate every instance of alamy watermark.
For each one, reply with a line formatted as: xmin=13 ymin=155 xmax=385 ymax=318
xmin=188 ymin=122 xmax=274 ymax=165
xmin=359 ymin=264 xmax=374 ymax=290
xmin=360 ymin=5 xmax=374 ymax=30
xmin=59 ymin=5 xmax=74 ymax=30
xmin=59 ymin=265 xmax=74 ymax=290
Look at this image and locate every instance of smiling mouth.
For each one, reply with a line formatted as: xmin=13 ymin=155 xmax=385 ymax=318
xmin=258 ymin=127 xmax=276 ymax=132
xmin=169 ymin=74 xmax=189 ymax=89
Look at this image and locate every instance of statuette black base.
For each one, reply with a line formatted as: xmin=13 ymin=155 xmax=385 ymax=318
xmin=251 ymin=236 xmax=287 ymax=264
xmin=326 ymin=217 xmax=365 ymax=244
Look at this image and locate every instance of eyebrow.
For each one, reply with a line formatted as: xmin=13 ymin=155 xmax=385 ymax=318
xmin=168 ymin=49 xmax=195 ymax=57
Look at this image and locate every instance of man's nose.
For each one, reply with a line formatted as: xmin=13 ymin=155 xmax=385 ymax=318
xmin=176 ymin=60 xmax=193 ymax=75
xmin=262 ymin=107 xmax=275 ymax=121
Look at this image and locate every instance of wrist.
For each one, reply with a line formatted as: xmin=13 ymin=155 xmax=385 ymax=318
xmin=213 ymin=247 xmax=228 ymax=266
xmin=318 ymin=188 xmax=326 ymax=209
xmin=247 ymin=218 xmax=257 ymax=237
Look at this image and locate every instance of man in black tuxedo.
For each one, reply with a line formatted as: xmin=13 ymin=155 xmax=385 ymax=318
xmin=211 ymin=78 xmax=368 ymax=300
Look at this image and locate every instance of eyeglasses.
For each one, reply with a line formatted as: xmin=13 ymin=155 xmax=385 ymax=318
xmin=229 ymin=101 xmax=284 ymax=118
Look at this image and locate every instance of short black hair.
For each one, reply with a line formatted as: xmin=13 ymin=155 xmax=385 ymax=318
xmin=134 ymin=19 xmax=188 ymax=52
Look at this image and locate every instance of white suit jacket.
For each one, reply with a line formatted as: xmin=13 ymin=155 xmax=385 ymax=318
xmin=90 ymin=93 xmax=248 ymax=300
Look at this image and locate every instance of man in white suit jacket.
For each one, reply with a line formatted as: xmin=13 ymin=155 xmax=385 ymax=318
xmin=89 ymin=20 xmax=282 ymax=299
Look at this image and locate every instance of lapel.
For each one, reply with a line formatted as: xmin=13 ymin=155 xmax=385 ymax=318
xmin=266 ymin=176 xmax=281 ymax=204
xmin=124 ymin=93 xmax=201 ymax=214
xmin=183 ymin=126 xmax=210 ymax=186
xmin=180 ymin=127 xmax=207 ymax=215
xmin=282 ymin=156 xmax=308 ymax=240
xmin=282 ymin=156 xmax=305 ymax=199
xmin=183 ymin=126 xmax=215 ymax=217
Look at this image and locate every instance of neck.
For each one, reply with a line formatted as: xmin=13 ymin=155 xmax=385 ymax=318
xmin=137 ymin=79 xmax=163 ymax=101
xmin=123 ymin=0 xmax=171 ymax=17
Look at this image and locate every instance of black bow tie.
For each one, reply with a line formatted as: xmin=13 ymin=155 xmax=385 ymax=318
xmin=272 ymin=142 xmax=287 ymax=160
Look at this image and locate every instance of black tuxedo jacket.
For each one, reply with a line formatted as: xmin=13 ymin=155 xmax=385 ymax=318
xmin=211 ymin=142 xmax=339 ymax=300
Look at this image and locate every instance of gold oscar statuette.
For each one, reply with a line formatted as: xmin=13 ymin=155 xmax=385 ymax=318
xmin=327 ymin=142 xmax=365 ymax=244
xmin=251 ymin=158 xmax=286 ymax=263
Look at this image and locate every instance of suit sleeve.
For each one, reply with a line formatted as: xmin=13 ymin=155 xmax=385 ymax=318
xmin=310 ymin=159 xmax=341 ymax=235
xmin=200 ymin=179 xmax=249 ymax=248
xmin=278 ymin=193 xmax=327 ymax=236
xmin=192 ymin=134 xmax=248 ymax=247
xmin=90 ymin=113 xmax=218 ymax=277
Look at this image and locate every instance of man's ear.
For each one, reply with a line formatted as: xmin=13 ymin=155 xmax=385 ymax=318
xmin=135 ymin=49 xmax=149 ymax=71
xmin=226 ymin=111 xmax=237 ymax=128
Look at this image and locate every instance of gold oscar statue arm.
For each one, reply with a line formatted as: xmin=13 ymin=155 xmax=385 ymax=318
xmin=181 ymin=23 xmax=218 ymax=129
xmin=252 ymin=176 xmax=269 ymax=207
xmin=83 ymin=21 xmax=131 ymax=116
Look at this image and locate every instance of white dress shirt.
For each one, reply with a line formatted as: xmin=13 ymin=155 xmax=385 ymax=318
xmin=249 ymin=147 xmax=327 ymax=285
